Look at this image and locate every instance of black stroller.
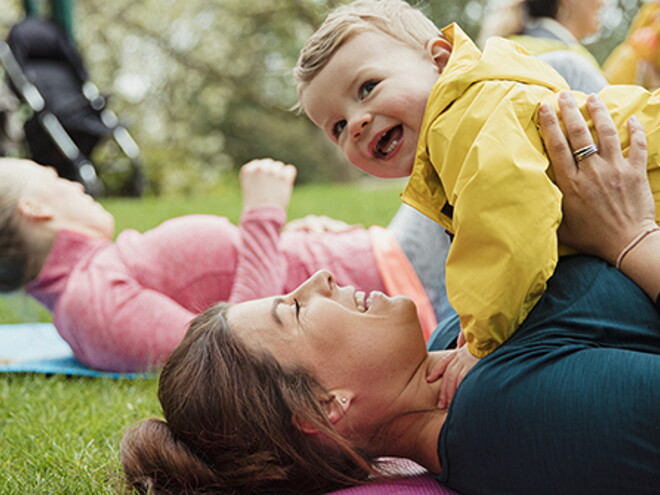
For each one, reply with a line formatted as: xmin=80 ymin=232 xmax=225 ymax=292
xmin=0 ymin=17 xmax=145 ymax=195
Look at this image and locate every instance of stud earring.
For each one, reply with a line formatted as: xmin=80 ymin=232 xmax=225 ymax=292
xmin=340 ymin=397 xmax=348 ymax=404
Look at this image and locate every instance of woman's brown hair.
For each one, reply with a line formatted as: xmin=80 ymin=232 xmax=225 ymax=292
xmin=121 ymin=303 xmax=378 ymax=494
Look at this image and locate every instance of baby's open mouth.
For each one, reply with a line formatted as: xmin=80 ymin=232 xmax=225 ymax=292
xmin=374 ymin=125 xmax=402 ymax=158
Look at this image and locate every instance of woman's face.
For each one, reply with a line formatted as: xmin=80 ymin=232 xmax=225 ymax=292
xmin=7 ymin=159 xmax=115 ymax=239
xmin=227 ymin=270 xmax=427 ymax=401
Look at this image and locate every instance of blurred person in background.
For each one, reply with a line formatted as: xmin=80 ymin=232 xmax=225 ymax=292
xmin=478 ymin=0 xmax=609 ymax=92
xmin=603 ymin=1 xmax=660 ymax=89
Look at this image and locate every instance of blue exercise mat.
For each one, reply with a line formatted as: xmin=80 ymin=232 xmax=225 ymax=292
xmin=0 ymin=323 xmax=152 ymax=378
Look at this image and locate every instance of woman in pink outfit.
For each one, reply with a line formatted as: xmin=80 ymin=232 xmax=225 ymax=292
xmin=0 ymin=158 xmax=450 ymax=372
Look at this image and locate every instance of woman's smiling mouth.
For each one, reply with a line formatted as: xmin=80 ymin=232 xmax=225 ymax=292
xmin=354 ymin=290 xmax=383 ymax=312
xmin=355 ymin=290 xmax=367 ymax=312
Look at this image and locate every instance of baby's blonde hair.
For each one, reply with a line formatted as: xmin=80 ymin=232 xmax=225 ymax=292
xmin=294 ymin=0 xmax=441 ymax=96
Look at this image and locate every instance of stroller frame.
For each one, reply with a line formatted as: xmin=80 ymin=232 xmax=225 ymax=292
xmin=0 ymin=17 xmax=144 ymax=196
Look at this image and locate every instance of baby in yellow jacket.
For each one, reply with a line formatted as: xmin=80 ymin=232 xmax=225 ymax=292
xmin=295 ymin=0 xmax=660 ymax=404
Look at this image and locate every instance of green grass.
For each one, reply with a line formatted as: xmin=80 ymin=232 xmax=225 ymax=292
xmin=0 ymin=179 xmax=403 ymax=494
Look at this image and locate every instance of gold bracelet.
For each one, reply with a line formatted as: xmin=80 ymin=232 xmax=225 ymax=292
xmin=615 ymin=226 xmax=660 ymax=270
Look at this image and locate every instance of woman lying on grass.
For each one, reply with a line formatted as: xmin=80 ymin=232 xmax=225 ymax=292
xmin=0 ymin=157 xmax=450 ymax=372
xmin=120 ymin=96 xmax=660 ymax=494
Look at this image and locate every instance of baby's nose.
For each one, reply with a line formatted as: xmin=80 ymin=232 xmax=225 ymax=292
xmin=350 ymin=115 xmax=371 ymax=140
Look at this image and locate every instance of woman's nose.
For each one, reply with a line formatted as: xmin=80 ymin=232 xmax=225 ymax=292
xmin=349 ymin=113 xmax=371 ymax=141
xmin=298 ymin=270 xmax=334 ymax=297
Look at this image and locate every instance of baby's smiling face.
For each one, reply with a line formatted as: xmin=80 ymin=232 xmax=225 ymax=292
xmin=300 ymin=30 xmax=451 ymax=178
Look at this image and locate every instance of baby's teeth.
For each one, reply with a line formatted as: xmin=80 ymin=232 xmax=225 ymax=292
xmin=385 ymin=138 xmax=399 ymax=154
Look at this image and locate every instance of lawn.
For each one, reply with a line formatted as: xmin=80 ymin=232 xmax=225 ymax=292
xmin=0 ymin=179 xmax=403 ymax=494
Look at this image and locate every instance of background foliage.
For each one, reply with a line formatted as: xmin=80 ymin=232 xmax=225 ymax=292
xmin=0 ymin=0 xmax=647 ymax=194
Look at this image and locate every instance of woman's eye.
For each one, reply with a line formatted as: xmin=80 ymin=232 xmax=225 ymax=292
xmin=358 ymin=80 xmax=378 ymax=99
xmin=332 ymin=120 xmax=346 ymax=138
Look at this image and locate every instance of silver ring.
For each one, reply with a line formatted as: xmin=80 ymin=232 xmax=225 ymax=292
xmin=573 ymin=144 xmax=598 ymax=162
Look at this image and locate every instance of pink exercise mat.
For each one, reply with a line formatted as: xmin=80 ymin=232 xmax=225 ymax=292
xmin=326 ymin=460 xmax=459 ymax=494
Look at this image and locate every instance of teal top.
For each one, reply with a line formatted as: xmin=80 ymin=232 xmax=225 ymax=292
xmin=430 ymin=256 xmax=660 ymax=494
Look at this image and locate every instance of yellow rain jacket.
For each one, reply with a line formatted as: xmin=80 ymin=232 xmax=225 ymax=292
xmin=403 ymin=23 xmax=660 ymax=358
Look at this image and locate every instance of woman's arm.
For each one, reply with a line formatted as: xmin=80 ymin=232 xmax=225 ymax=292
xmin=538 ymin=91 xmax=660 ymax=303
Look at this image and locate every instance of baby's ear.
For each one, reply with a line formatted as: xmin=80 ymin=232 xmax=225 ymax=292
xmin=426 ymin=37 xmax=452 ymax=72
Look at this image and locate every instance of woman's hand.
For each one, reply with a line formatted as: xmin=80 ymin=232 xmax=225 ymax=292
xmin=539 ymin=91 xmax=656 ymax=265
xmin=240 ymin=159 xmax=297 ymax=211
xmin=539 ymin=91 xmax=660 ymax=302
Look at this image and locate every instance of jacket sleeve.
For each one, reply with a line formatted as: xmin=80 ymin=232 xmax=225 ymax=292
xmin=429 ymin=86 xmax=562 ymax=358
xmin=228 ymin=206 xmax=288 ymax=303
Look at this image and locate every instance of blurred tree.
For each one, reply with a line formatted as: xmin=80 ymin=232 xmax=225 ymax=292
xmin=75 ymin=0 xmax=358 ymax=193
xmin=0 ymin=0 xmax=648 ymax=194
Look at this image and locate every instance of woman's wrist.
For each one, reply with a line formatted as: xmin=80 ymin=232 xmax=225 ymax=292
xmin=615 ymin=226 xmax=660 ymax=269
xmin=617 ymin=227 xmax=660 ymax=302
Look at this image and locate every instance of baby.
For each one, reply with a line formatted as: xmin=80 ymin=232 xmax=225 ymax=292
xmin=294 ymin=0 xmax=660 ymax=402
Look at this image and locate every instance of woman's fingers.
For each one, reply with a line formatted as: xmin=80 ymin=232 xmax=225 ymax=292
xmin=557 ymin=91 xmax=594 ymax=151
xmin=627 ymin=115 xmax=649 ymax=174
xmin=585 ymin=95 xmax=619 ymax=160
xmin=538 ymin=101 xmax=576 ymax=188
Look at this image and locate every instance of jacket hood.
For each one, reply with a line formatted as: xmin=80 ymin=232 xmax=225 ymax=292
xmin=427 ymin=23 xmax=570 ymax=119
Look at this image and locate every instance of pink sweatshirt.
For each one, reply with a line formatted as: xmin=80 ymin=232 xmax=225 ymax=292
xmin=27 ymin=207 xmax=389 ymax=372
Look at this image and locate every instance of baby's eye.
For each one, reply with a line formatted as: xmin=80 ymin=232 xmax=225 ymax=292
xmin=358 ymin=80 xmax=379 ymax=99
xmin=332 ymin=120 xmax=347 ymax=138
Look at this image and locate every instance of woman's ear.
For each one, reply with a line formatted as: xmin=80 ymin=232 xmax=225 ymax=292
xmin=293 ymin=390 xmax=355 ymax=435
xmin=16 ymin=198 xmax=54 ymax=223
xmin=426 ymin=37 xmax=453 ymax=72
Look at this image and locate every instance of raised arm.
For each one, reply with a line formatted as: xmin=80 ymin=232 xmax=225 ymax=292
xmin=539 ymin=91 xmax=660 ymax=304
xmin=228 ymin=159 xmax=298 ymax=302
